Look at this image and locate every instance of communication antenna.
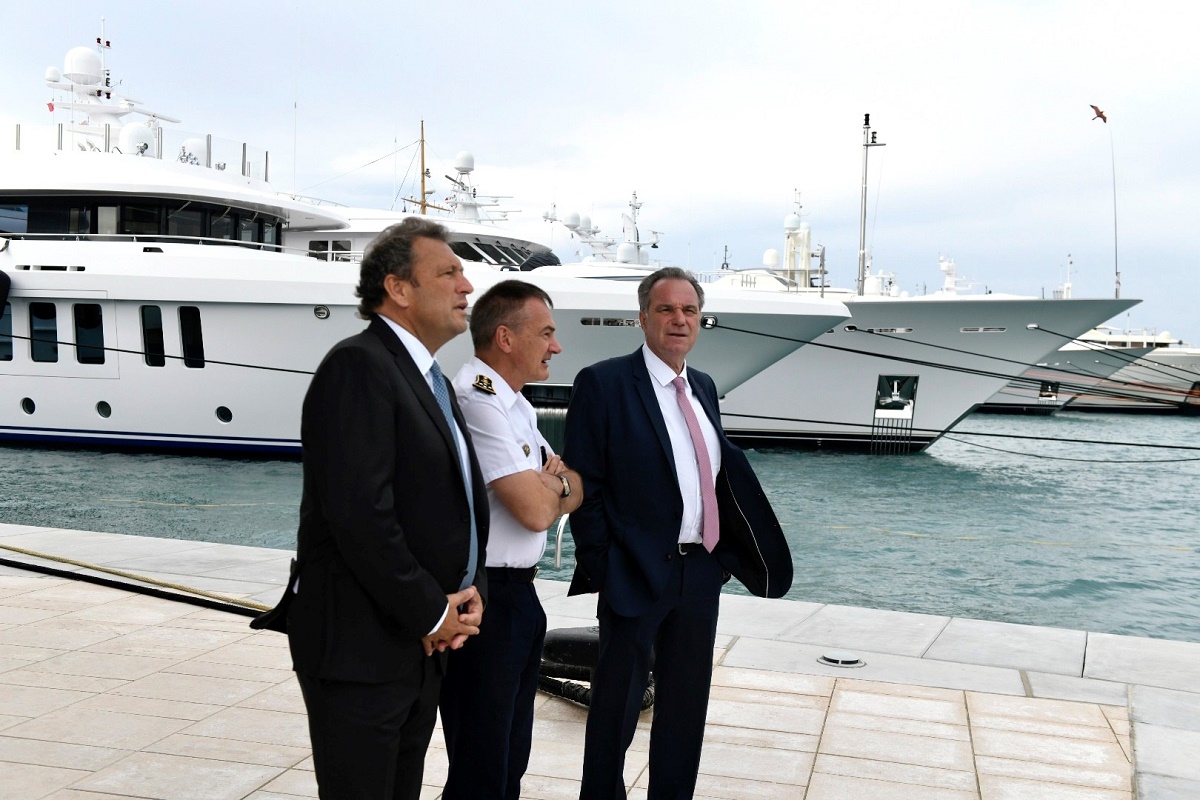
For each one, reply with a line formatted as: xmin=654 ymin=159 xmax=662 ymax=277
xmin=857 ymin=113 xmax=886 ymax=296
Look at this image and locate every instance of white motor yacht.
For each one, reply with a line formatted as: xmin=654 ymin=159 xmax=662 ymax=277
xmin=540 ymin=197 xmax=1138 ymax=452
xmin=0 ymin=39 xmax=848 ymax=455
xmin=1061 ymin=327 xmax=1200 ymax=413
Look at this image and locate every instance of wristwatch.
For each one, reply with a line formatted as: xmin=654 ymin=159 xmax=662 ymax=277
xmin=558 ymin=474 xmax=572 ymax=498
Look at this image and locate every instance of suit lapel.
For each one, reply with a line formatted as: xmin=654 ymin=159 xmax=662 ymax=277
xmin=368 ymin=317 xmax=460 ymax=460
xmin=631 ymin=351 xmax=680 ymax=487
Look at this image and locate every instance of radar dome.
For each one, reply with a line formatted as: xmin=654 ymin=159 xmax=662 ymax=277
xmin=563 ymin=212 xmax=580 ymax=230
xmin=45 ymin=66 xmax=62 ymax=83
xmin=763 ymin=249 xmax=780 ymax=268
xmin=616 ymin=242 xmax=638 ymax=263
xmin=119 ymin=124 xmax=157 ymax=157
xmin=63 ymin=47 xmax=102 ymax=85
xmin=579 ymin=215 xmax=592 ymax=233
xmin=455 ymin=151 xmax=475 ymax=174
xmin=784 ymin=213 xmax=802 ymax=232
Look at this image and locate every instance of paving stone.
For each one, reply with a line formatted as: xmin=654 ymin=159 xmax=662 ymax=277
xmin=971 ymin=728 xmax=1129 ymax=772
xmin=0 ymin=682 xmax=95 ymax=716
xmin=72 ymin=751 xmax=282 ymax=800
xmin=814 ymin=752 xmax=977 ymax=792
xmin=779 ymin=604 xmax=950 ymax=657
xmin=925 ymin=617 xmax=1087 ymax=676
xmin=976 ymin=772 xmax=1131 ymax=798
xmin=1084 ymin=633 xmax=1200 ymax=693
xmin=1137 ymin=773 xmax=1200 ymax=800
xmin=1027 ymin=671 xmax=1130 ymax=706
xmin=805 ymin=771 xmax=977 ymax=799
xmin=181 ymin=706 xmax=312 ymax=749
xmin=974 ymin=754 xmax=1131 ymax=791
xmin=144 ymin=732 xmax=310 ymax=769
xmin=831 ymin=687 xmax=968 ymax=724
xmin=3 ymin=705 xmax=191 ymax=750
xmin=1131 ymin=685 xmax=1200 ymax=732
xmin=0 ymin=762 xmax=90 ymax=799
xmin=1133 ymin=723 xmax=1200 ymax=782
xmin=0 ymin=734 xmax=128 ymax=771
xmin=818 ymin=724 xmax=975 ymax=771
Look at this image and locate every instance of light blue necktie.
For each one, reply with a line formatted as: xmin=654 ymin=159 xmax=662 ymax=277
xmin=429 ymin=360 xmax=478 ymax=592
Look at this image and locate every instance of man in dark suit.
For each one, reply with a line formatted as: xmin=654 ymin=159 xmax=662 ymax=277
xmin=282 ymin=217 xmax=488 ymax=800
xmin=564 ymin=267 xmax=791 ymax=799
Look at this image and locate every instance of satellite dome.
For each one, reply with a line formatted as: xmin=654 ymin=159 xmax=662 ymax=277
xmin=763 ymin=248 xmax=780 ymax=268
xmin=784 ymin=213 xmax=802 ymax=232
xmin=45 ymin=66 xmax=62 ymax=83
xmin=616 ymin=242 xmax=638 ymax=263
xmin=579 ymin=215 xmax=591 ymax=232
xmin=563 ymin=212 xmax=580 ymax=230
xmin=455 ymin=151 xmax=475 ymax=174
xmin=119 ymin=124 xmax=157 ymax=157
xmin=63 ymin=47 xmax=102 ymax=85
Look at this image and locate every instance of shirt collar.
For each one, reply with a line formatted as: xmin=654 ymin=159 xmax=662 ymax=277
xmin=642 ymin=344 xmax=687 ymax=389
xmin=379 ymin=314 xmax=435 ymax=377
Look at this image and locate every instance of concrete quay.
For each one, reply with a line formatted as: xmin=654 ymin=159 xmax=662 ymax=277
xmin=2 ymin=522 xmax=1199 ymax=799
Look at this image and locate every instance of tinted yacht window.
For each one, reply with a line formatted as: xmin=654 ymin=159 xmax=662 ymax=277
xmin=30 ymin=302 xmax=58 ymax=362
xmin=180 ymin=306 xmax=205 ymax=368
xmin=141 ymin=305 xmax=166 ymax=367
xmin=74 ymin=304 xmax=105 ymax=364
xmin=0 ymin=303 xmax=12 ymax=361
xmin=0 ymin=204 xmax=29 ymax=234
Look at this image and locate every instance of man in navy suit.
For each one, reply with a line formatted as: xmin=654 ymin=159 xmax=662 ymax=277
xmin=279 ymin=218 xmax=488 ymax=799
xmin=565 ymin=266 xmax=790 ymax=799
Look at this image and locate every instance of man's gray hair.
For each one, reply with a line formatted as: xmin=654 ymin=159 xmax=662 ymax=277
xmin=637 ymin=267 xmax=705 ymax=313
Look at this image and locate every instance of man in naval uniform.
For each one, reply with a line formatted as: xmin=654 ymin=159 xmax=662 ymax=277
xmin=440 ymin=279 xmax=583 ymax=800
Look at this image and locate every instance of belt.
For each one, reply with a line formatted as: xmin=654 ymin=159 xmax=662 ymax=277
xmin=486 ymin=566 xmax=539 ymax=583
xmin=677 ymin=542 xmax=704 ymax=556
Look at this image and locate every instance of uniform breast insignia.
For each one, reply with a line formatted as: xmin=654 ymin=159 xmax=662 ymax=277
xmin=522 ymin=444 xmax=531 ymax=457
xmin=472 ymin=375 xmax=496 ymax=395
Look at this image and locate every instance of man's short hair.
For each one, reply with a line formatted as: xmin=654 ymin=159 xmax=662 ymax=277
xmin=637 ymin=266 xmax=705 ymax=314
xmin=470 ymin=280 xmax=554 ymax=351
xmin=355 ymin=217 xmax=451 ymax=318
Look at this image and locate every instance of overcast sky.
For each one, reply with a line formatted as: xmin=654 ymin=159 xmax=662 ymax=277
xmin=4 ymin=1 xmax=1197 ymax=339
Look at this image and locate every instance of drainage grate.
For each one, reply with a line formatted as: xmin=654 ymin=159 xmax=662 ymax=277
xmin=817 ymin=650 xmax=866 ymax=668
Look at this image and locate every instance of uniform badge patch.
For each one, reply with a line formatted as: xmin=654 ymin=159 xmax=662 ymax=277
xmin=522 ymin=444 xmax=531 ymax=457
xmin=472 ymin=375 xmax=496 ymax=395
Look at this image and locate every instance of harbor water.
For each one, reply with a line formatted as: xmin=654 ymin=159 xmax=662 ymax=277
xmin=2 ymin=413 xmax=1196 ymax=643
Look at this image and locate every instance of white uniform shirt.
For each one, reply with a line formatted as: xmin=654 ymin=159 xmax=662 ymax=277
xmin=642 ymin=345 xmax=722 ymax=544
xmin=452 ymin=356 xmax=553 ymax=569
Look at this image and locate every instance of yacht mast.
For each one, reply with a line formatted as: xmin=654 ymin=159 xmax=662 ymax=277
xmin=420 ymin=120 xmax=427 ymax=215
xmin=857 ymin=113 xmax=886 ymax=296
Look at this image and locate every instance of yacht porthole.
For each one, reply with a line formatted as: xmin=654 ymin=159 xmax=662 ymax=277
xmin=20 ymin=397 xmax=35 ymax=415
xmin=96 ymin=401 xmax=112 ymax=418
xmin=313 ymin=306 xmax=330 ymax=320
xmin=700 ymin=315 xmax=718 ymax=330
xmin=216 ymin=406 xmax=233 ymax=423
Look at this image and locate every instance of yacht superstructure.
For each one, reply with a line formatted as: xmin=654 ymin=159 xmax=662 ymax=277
xmin=0 ymin=39 xmax=848 ymax=454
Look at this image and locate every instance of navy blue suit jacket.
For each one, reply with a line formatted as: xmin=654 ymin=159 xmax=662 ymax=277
xmin=564 ymin=349 xmax=791 ymax=617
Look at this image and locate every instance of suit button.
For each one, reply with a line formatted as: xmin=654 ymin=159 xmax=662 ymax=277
xmin=665 ymin=552 xmax=673 ymax=561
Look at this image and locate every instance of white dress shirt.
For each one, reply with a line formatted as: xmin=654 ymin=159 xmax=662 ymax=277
xmin=641 ymin=345 xmax=722 ymax=544
xmin=453 ymin=356 xmax=553 ymax=569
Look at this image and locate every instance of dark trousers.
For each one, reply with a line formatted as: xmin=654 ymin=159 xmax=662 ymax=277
xmin=579 ymin=547 xmax=722 ymax=800
xmin=296 ymin=658 xmax=440 ymax=800
xmin=440 ymin=576 xmax=547 ymax=800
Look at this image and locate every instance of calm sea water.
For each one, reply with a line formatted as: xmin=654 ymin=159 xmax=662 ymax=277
xmin=1 ymin=414 xmax=1196 ymax=642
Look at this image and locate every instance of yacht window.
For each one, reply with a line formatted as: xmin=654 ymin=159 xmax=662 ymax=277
xmin=29 ymin=302 xmax=58 ymax=363
xmin=97 ymin=206 xmax=119 ymax=235
xmin=0 ymin=204 xmax=29 ymax=234
xmin=308 ymin=241 xmax=329 ymax=260
xmin=239 ymin=217 xmax=260 ymax=243
xmin=141 ymin=305 xmax=166 ymax=367
xmin=122 ymin=205 xmax=161 ymax=236
xmin=179 ymin=306 xmax=205 ymax=368
xmin=168 ymin=208 xmax=204 ymax=238
xmin=74 ymin=304 xmax=105 ymax=364
xmin=0 ymin=303 xmax=12 ymax=361
xmin=449 ymin=242 xmax=484 ymax=262
xmin=331 ymin=240 xmax=352 ymax=261
xmin=495 ymin=245 xmax=523 ymax=265
xmin=264 ymin=222 xmax=280 ymax=249
xmin=474 ymin=242 xmax=507 ymax=264
xmin=211 ymin=213 xmax=234 ymax=240
xmin=28 ymin=204 xmax=92 ymax=234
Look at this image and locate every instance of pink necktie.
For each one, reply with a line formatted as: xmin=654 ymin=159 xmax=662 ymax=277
xmin=672 ymin=376 xmax=719 ymax=552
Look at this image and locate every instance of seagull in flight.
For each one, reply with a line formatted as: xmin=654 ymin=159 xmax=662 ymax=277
xmin=1090 ymin=105 xmax=1107 ymax=123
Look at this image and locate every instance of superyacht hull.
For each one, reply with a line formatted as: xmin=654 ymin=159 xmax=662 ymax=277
xmin=974 ymin=346 xmax=1154 ymax=415
xmin=718 ymin=295 xmax=1139 ymax=453
xmin=1064 ymin=347 xmax=1200 ymax=413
